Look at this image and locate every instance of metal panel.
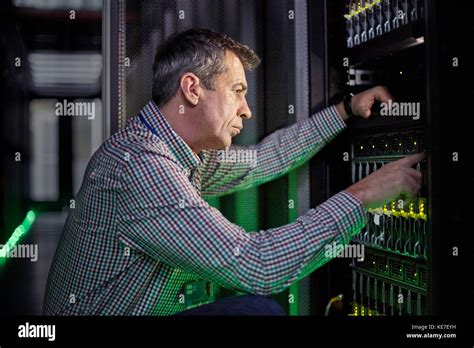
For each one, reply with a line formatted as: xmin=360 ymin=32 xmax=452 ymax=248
xmin=102 ymin=0 xmax=119 ymax=136
xmin=292 ymin=0 xmax=311 ymax=316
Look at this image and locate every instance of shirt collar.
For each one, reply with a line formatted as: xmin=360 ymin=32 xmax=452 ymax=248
xmin=139 ymin=100 xmax=205 ymax=172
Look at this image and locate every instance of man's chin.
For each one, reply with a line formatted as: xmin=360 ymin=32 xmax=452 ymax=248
xmin=207 ymin=138 xmax=231 ymax=151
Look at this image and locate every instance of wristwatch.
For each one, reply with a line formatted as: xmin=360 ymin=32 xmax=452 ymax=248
xmin=343 ymin=93 xmax=355 ymax=118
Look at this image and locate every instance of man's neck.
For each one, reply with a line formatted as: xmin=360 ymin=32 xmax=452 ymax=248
xmin=159 ymin=101 xmax=203 ymax=154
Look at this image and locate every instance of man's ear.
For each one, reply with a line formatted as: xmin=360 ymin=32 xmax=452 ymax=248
xmin=180 ymin=73 xmax=201 ymax=106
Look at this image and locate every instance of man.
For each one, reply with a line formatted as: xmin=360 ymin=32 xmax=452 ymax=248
xmin=43 ymin=28 xmax=424 ymax=316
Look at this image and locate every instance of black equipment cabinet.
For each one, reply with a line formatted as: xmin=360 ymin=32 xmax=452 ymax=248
xmin=308 ymin=0 xmax=472 ymax=317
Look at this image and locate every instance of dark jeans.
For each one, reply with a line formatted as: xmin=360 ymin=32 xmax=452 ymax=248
xmin=175 ymin=295 xmax=286 ymax=316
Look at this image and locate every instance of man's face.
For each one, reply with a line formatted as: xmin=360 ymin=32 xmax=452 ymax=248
xmin=197 ymin=50 xmax=252 ymax=150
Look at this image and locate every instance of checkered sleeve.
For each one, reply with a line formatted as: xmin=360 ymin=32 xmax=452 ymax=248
xmin=296 ymin=191 xmax=367 ymax=280
xmin=201 ymin=105 xmax=346 ymax=197
xmin=117 ymin=148 xmax=366 ymax=295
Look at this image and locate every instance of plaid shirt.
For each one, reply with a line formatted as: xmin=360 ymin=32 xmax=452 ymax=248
xmin=43 ymin=100 xmax=366 ymax=316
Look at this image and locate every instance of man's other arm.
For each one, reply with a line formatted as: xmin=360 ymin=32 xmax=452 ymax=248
xmin=200 ymin=105 xmax=346 ymax=197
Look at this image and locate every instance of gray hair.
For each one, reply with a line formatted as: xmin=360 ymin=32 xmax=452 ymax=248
xmin=152 ymin=28 xmax=260 ymax=107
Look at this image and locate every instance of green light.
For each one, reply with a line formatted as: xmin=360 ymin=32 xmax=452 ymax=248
xmin=0 ymin=210 xmax=36 ymax=259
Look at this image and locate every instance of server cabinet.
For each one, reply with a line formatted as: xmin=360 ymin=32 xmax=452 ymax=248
xmin=309 ymin=0 xmax=472 ymax=317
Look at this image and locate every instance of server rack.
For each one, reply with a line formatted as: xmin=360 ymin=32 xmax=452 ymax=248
xmin=309 ymin=0 xmax=471 ymax=317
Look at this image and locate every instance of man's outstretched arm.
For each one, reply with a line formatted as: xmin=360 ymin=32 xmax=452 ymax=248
xmin=201 ymin=86 xmax=394 ymax=197
xmin=117 ymin=139 xmax=423 ymax=297
xmin=201 ymin=104 xmax=345 ymax=197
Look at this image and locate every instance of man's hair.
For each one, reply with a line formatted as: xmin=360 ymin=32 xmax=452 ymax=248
xmin=152 ymin=28 xmax=261 ymax=107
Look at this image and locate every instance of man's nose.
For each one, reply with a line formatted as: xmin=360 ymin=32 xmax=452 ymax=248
xmin=239 ymin=98 xmax=252 ymax=120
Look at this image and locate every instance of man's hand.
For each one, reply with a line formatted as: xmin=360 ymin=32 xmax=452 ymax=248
xmin=345 ymin=152 xmax=425 ymax=210
xmin=336 ymin=86 xmax=394 ymax=121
